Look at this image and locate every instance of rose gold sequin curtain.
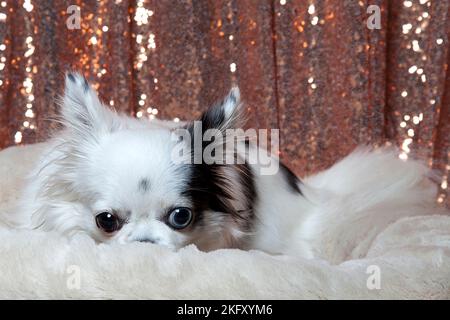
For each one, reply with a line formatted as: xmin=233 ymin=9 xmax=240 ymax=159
xmin=0 ymin=0 xmax=448 ymax=206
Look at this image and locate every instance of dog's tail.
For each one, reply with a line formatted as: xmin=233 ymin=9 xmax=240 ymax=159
xmin=298 ymin=146 xmax=446 ymax=264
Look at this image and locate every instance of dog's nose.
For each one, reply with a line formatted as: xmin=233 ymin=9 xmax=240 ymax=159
xmin=137 ymin=237 xmax=158 ymax=244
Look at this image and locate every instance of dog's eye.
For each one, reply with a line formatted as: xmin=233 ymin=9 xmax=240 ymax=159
xmin=95 ymin=211 xmax=123 ymax=233
xmin=167 ymin=207 xmax=193 ymax=229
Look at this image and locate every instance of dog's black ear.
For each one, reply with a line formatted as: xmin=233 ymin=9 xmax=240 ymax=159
xmin=200 ymin=87 xmax=245 ymax=132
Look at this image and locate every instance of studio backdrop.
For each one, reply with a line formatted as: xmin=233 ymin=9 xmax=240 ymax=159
xmin=0 ymin=0 xmax=448 ymax=206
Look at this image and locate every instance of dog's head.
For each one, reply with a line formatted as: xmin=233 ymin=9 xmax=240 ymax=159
xmin=45 ymin=73 xmax=256 ymax=250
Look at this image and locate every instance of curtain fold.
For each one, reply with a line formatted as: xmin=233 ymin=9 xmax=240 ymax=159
xmin=0 ymin=0 xmax=448 ymax=206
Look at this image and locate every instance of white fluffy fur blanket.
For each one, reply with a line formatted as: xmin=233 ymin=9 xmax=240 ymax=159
xmin=0 ymin=144 xmax=449 ymax=299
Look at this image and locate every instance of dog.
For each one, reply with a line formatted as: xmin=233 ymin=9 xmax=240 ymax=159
xmin=11 ymin=73 xmax=444 ymax=262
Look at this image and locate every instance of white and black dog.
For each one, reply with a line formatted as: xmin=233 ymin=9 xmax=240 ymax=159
xmin=11 ymin=73 xmax=444 ymax=262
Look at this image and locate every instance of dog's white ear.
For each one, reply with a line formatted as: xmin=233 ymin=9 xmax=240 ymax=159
xmin=62 ymin=72 xmax=115 ymax=136
xmin=200 ymin=86 xmax=245 ymax=131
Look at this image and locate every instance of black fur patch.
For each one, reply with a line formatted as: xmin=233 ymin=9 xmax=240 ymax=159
xmin=138 ymin=178 xmax=151 ymax=192
xmin=182 ymin=120 xmax=257 ymax=232
xmin=200 ymin=101 xmax=226 ymax=131
xmin=182 ymin=162 xmax=256 ymax=232
xmin=279 ymin=162 xmax=303 ymax=195
xmin=83 ymin=77 xmax=90 ymax=92
xmin=67 ymin=73 xmax=76 ymax=82
xmin=199 ymin=89 xmax=238 ymax=131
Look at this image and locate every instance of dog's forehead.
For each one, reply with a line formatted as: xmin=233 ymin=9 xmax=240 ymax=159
xmin=90 ymin=128 xmax=190 ymax=206
xmin=97 ymin=129 xmax=175 ymax=173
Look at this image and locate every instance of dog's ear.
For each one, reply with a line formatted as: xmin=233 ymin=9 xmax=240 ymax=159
xmin=183 ymin=86 xmax=247 ymax=163
xmin=184 ymin=87 xmax=255 ymax=247
xmin=200 ymin=86 xmax=245 ymax=132
xmin=61 ymin=72 xmax=117 ymax=138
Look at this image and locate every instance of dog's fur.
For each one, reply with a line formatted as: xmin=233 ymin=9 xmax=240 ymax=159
xmin=9 ymin=73 xmax=444 ymax=260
